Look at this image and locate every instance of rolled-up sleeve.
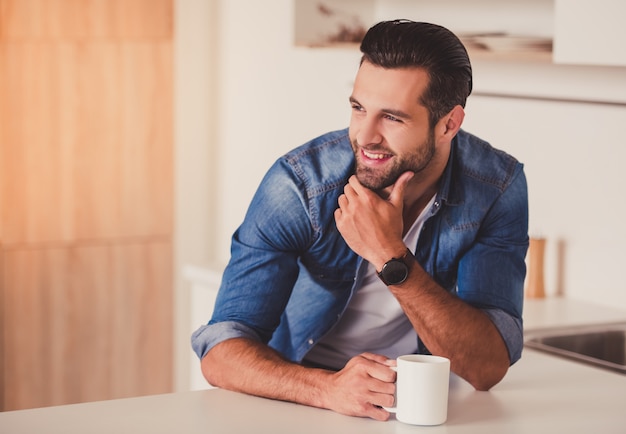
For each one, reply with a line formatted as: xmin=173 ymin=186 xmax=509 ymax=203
xmin=482 ymin=307 xmax=524 ymax=364
xmin=191 ymin=321 xmax=263 ymax=360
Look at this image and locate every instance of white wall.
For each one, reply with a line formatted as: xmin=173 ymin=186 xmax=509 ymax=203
xmin=175 ymin=0 xmax=626 ymax=389
xmin=174 ymin=0 xmax=219 ymax=392
xmin=212 ymin=1 xmax=361 ymax=260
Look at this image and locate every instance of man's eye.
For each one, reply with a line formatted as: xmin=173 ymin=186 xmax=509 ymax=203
xmin=351 ymin=104 xmax=364 ymax=111
xmin=384 ymin=114 xmax=401 ymax=122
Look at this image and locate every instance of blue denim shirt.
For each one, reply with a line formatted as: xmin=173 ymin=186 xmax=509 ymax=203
xmin=192 ymin=128 xmax=529 ymax=366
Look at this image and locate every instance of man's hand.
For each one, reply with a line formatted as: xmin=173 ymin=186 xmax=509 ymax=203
xmin=334 ymin=172 xmax=414 ymax=269
xmin=325 ymin=353 xmax=396 ymax=421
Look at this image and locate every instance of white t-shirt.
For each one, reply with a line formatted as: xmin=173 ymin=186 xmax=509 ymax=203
xmin=304 ymin=195 xmax=436 ymax=370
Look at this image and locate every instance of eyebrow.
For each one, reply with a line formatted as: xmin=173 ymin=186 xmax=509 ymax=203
xmin=349 ymin=96 xmax=412 ymax=120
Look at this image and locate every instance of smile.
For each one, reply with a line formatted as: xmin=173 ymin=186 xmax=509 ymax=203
xmin=362 ymin=149 xmax=392 ymax=160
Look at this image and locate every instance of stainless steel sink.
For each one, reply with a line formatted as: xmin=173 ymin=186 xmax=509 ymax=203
xmin=524 ymin=322 xmax=626 ymax=374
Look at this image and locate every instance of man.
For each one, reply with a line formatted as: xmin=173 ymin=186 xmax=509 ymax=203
xmin=192 ymin=20 xmax=528 ymax=421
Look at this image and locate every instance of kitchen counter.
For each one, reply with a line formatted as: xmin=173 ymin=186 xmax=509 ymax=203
xmin=2 ymin=297 xmax=625 ymax=433
xmin=523 ymin=297 xmax=626 ymax=330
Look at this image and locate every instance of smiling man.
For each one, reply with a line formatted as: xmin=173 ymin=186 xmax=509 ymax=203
xmin=192 ymin=20 xmax=529 ymax=421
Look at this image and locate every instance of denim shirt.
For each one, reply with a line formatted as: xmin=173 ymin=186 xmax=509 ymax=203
xmin=192 ymin=128 xmax=529 ymax=366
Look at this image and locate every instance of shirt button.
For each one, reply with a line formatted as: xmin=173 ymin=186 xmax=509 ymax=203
xmin=308 ymin=339 xmax=314 ymax=345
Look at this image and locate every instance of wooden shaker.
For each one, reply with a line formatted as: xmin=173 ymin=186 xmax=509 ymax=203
xmin=525 ymin=237 xmax=546 ymax=298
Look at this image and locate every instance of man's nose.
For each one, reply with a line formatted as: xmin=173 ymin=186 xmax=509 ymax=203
xmin=355 ymin=117 xmax=382 ymax=147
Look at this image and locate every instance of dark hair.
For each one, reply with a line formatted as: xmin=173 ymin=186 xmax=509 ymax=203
xmin=359 ymin=20 xmax=473 ymax=127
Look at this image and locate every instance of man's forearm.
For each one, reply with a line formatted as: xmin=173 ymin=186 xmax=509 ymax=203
xmin=389 ymin=263 xmax=510 ymax=391
xmin=202 ymin=338 xmax=331 ymax=407
xmin=201 ymin=338 xmax=397 ymax=421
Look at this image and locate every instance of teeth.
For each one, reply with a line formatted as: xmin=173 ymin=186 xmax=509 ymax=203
xmin=363 ymin=150 xmax=390 ymax=160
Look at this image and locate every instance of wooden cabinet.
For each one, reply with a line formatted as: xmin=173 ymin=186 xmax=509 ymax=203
xmin=0 ymin=0 xmax=174 ymax=410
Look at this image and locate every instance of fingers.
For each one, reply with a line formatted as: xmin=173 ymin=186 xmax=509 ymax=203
xmin=330 ymin=353 xmax=397 ymax=420
xmin=337 ymin=192 xmax=348 ymax=208
xmin=369 ymin=404 xmax=392 ymax=421
xmin=359 ymin=354 xmax=397 ymax=384
xmin=358 ymin=352 xmax=395 ymax=370
xmin=343 ymin=178 xmax=362 ymax=203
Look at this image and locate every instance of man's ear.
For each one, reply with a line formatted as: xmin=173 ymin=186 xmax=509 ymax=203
xmin=437 ymin=105 xmax=465 ymax=139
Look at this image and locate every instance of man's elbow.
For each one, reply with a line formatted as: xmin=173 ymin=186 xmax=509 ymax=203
xmin=467 ymin=362 xmax=509 ymax=391
xmin=200 ymin=349 xmax=226 ymax=389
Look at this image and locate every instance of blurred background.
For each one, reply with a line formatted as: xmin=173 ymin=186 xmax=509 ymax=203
xmin=1 ymin=0 xmax=625 ymax=412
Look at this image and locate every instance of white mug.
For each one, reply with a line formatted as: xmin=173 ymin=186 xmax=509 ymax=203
xmin=384 ymin=354 xmax=450 ymax=425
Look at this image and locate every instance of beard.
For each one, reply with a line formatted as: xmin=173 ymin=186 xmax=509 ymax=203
xmin=352 ymin=129 xmax=436 ymax=192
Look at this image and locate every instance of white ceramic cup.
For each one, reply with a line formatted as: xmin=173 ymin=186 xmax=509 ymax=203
xmin=384 ymin=354 xmax=451 ymax=425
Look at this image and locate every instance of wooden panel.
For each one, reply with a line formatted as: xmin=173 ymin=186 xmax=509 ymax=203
xmin=0 ymin=36 xmax=4 ymax=412
xmin=0 ymin=0 xmax=173 ymax=41
xmin=0 ymin=43 xmax=77 ymax=244
xmin=0 ymin=43 xmax=5 ymax=243
xmin=2 ymin=241 xmax=172 ymax=410
xmin=0 ymin=245 xmax=4 ymax=411
xmin=0 ymin=41 xmax=172 ymax=245
xmin=3 ymin=246 xmax=69 ymax=409
xmin=74 ymin=43 xmax=173 ymax=241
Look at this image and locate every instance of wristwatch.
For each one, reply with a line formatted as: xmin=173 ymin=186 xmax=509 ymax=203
xmin=377 ymin=248 xmax=414 ymax=286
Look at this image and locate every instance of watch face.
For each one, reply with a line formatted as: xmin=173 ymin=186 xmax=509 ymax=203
xmin=382 ymin=259 xmax=408 ymax=285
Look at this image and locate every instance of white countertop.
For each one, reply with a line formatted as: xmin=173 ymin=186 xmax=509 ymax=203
xmin=523 ymin=297 xmax=626 ymax=330
xmin=2 ymin=297 xmax=625 ymax=433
